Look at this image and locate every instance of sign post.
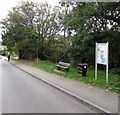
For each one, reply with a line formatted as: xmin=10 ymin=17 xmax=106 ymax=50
xmin=95 ymin=43 xmax=98 ymax=80
xmin=95 ymin=42 xmax=109 ymax=83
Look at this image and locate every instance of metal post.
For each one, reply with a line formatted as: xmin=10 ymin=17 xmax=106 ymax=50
xmin=106 ymin=64 xmax=108 ymax=83
xmin=95 ymin=43 xmax=97 ymax=80
xmin=106 ymin=42 xmax=109 ymax=83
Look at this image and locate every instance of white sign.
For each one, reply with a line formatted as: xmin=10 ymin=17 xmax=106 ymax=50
xmin=96 ymin=43 xmax=108 ymax=65
xmin=95 ymin=42 xmax=109 ymax=83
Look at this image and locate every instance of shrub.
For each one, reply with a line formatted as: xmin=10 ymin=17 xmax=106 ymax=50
xmin=109 ymin=68 xmax=120 ymax=74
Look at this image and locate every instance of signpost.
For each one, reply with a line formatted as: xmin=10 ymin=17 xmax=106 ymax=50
xmin=95 ymin=42 xmax=109 ymax=83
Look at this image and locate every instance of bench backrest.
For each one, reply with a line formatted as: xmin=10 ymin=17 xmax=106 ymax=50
xmin=59 ymin=61 xmax=70 ymax=67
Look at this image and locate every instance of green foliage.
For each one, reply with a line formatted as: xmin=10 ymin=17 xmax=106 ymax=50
xmin=1 ymin=47 xmax=8 ymax=55
xmin=63 ymin=2 xmax=120 ymax=69
xmin=109 ymin=68 xmax=120 ymax=74
xmin=1 ymin=1 xmax=65 ymax=61
xmin=44 ymin=35 xmax=70 ymax=63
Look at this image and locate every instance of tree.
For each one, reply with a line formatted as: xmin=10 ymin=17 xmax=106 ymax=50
xmin=1 ymin=1 xmax=37 ymax=59
xmin=34 ymin=3 xmax=64 ymax=59
xmin=1 ymin=1 xmax=64 ymax=61
xmin=63 ymin=2 xmax=120 ymax=68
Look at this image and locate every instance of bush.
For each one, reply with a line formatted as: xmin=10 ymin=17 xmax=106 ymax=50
xmin=109 ymin=68 xmax=120 ymax=74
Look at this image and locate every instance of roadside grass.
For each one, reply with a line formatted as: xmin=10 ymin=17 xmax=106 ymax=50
xmin=12 ymin=58 xmax=36 ymax=66
xmin=32 ymin=60 xmax=119 ymax=93
xmin=13 ymin=59 xmax=119 ymax=93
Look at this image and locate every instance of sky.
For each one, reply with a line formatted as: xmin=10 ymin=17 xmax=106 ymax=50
xmin=0 ymin=0 xmax=61 ymax=42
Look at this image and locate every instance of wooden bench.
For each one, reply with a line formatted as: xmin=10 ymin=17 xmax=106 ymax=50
xmin=56 ymin=61 xmax=71 ymax=72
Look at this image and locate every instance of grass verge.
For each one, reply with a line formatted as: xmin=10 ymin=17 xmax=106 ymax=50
xmin=32 ymin=60 xmax=119 ymax=93
xmin=13 ymin=59 xmax=120 ymax=93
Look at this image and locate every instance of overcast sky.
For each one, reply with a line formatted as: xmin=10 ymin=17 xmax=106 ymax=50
xmin=0 ymin=0 xmax=61 ymax=42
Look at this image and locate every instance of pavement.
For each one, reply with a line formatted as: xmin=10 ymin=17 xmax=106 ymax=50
xmin=2 ymin=57 xmax=119 ymax=114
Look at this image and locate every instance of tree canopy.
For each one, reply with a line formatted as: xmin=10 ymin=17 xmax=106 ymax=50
xmin=63 ymin=2 xmax=120 ymax=69
xmin=1 ymin=1 xmax=66 ymax=60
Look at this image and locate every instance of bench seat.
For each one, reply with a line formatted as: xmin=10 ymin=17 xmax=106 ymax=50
xmin=56 ymin=65 xmax=69 ymax=69
xmin=56 ymin=61 xmax=71 ymax=71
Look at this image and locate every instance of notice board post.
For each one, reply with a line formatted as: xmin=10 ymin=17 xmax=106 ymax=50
xmin=95 ymin=42 xmax=109 ymax=83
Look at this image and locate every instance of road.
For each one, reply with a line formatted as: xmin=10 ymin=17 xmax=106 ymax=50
xmin=1 ymin=57 xmax=96 ymax=113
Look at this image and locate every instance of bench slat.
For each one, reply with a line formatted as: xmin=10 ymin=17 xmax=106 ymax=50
xmin=59 ymin=61 xmax=70 ymax=67
xmin=56 ymin=65 xmax=69 ymax=69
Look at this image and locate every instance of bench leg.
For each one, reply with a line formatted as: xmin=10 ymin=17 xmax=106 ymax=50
xmin=65 ymin=69 xmax=69 ymax=72
xmin=57 ymin=67 xmax=61 ymax=70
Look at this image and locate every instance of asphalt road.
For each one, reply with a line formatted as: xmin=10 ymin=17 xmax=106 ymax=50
xmin=1 ymin=58 xmax=96 ymax=113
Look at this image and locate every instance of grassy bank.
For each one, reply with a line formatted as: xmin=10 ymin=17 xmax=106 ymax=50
xmin=32 ymin=60 xmax=119 ymax=93
xmin=14 ymin=59 xmax=120 ymax=93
